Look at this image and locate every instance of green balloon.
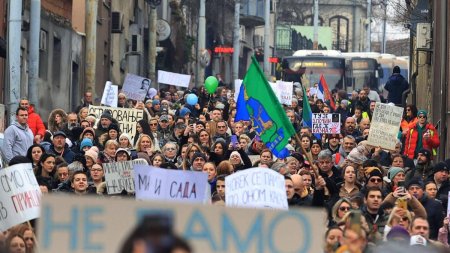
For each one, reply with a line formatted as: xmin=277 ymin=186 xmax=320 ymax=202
xmin=204 ymin=76 xmax=219 ymax=94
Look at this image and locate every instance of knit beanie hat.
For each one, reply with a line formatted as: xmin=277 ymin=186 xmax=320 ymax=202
xmin=81 ymin=127 xmax=96 ymax=138
xmin=108 ymin=123 xmax=121 ymax=133
xmin=230 ymin=151 xmax=242 ymax=163
xmin=80 ymin=138 xmax=93 ymax=151
xmin=388 ymin=167 xmax=405 ymax=181
xmin=85 ymin=149 xmax=98 ymax=162
xmin=365 ymin=167 xmax=383 ymax=182
xmin=119 ymin=133 xmax=132 ymax=145
xmin=100 ymin=110 xmax=113 ymax=121
xmin=387 ymin=225 xmax=410 ymax=241
xmin=179 ymin=107 xmax=191 ymax=117
xmin=417 ymin=110 xmax=427 ymax=118
xmin=191 ymin=152 xmax=206 ymax=164
xmin=417 ymin=148 xmax=431 ymax=161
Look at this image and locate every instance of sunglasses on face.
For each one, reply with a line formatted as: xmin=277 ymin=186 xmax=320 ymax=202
xmin=370 ymin=178 xmax=383 ymax=183
xmin=418 ymin=115 xmax=426 ymax=118
xmin=339 ymin=206 xmax=351 ymax=211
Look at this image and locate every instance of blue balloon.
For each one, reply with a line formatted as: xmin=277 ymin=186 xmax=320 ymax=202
xmin=186 ymin=94 xmax=198 ymax=105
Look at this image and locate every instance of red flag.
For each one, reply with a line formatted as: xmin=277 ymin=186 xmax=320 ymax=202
xmin=318 ymin=74 xmax=336 ymax=111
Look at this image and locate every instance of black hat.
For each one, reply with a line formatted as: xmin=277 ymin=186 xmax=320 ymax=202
xmin=433 ymin=162 xmax=449 ymax=174
xmin=100 ymin=110 xmax=113 ymax=121
xmin=406 ymin=177 xmax=424 ymax=189
xmin=393 ymin=66 xmax=401 ymax=73
xmin=53 ymin=131 xmax=67 ymax=138
xmin=191 ymin=152 xmax=206 ymax=164
xmin=108 ymin=123 xmax=121 ymax=133
xmin=417 ymin=148 xmax=431 ymax=161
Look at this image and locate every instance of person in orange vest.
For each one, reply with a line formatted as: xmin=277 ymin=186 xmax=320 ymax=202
xmin=403 ymin=110 xmax=440 ymax=160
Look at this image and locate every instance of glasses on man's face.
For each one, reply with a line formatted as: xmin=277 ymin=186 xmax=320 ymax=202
xmin=418 ymin=115 xmax=426 ymax=119
xmin=339 ymin=206 xmax=350 ymax=211
xmin=370 ymin=178 xmax=382 ymax=183
xmin=217 ymin=125 xmax=226 ymax=129
xmin=150 ymin=123 xmax=158 ymax=126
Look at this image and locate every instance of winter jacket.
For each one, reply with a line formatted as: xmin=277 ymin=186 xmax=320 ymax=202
xmin=419 ymin=195 xmax=445 ymax=240
xmin=27 ymin=105 xmax=46 ymax=137
xmin=45 ymin=143 xmax=76 ymax=164
xmin=1 ymin=122 xmax=34 ymax=162
xmin=404 ymin=122 xmax=440 ymax=159
xmin=384 ymin=74 xmax=409 ymax=105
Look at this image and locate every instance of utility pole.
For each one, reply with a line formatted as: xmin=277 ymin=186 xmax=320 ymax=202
xmin=196 ymin=0 xmax=206 ymax=87
xmin=28 ymin=0 xmax=40 ymax=106
xmin=313 ymin=0 xmax=319 ymax=50
xmin=381 ymin=0 xmax=387 ymax=53
xmin=366 ymin=0 xmax=371 ymax=52
xmin=232 ymin=0 xmax=240 ymax=81
xmin=148 ymin=6 xmax=157 ymax=86
xmin=263 ymin=0 xmax=270 ymax=77
xmin=85 ymin=0 xmax=98 ymax=96
xmin=7 ymin=0 xmax=22 ymax=123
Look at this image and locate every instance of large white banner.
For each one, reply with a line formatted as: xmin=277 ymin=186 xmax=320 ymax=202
xmin=134 ymin=165 xmax=209 ymax=203
xmin=0 ymin=163 xmax=41 ymax=231
xmin=38 ymin=195 xmax=326 ymax=253
xmin=122 ymin=73 xmax=152 ymax=101
xmin=157 ymin=70 xmax=191 ymax=88
xmin=88 ymin=105 xmax=144 ymax=141
xmin=103 ymin=160 xmax=148 ymax=194
xmin=225 ymin=168 xmax=288 ymax=210
xmin=367 ymin=102 xmax=403 ymax=150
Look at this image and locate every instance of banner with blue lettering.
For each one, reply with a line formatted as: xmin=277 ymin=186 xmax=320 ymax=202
xmin=37 ymin=195 xmax=326 ymax=253
xmin=134 ymin=165 xmax=209 ymax=203
xmin=0 ymin=163 xmax=41 ymax=231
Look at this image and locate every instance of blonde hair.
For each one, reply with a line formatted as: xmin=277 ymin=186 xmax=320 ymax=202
xmin=135 ymin=134 xmax=153 ymax=152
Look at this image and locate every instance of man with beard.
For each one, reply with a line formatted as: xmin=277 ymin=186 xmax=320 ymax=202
xmin=354 ymin=89 xmax=371 ymax=114
xmin=343 ymin=117 xmax=361 ymax=138
xmin=404 ymin=110 xmax=440 ymax=160
xmin=334 ymin=135 xmax=356 ymax=166
xmin=325 ymin=134 xmax=341 ymax=155
xmin=95 ymin=110 xmax=115 ymax=138
xmin=405 ymin=148 xmax=433 ymax=181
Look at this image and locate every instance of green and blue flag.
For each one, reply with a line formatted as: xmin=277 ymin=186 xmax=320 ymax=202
xmin=235 ymin=57 xmax=295 ymax=158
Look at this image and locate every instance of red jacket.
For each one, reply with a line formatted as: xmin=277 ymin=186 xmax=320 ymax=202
xmin=27 ymin=105 xmax=46 ymax=137
xmin=404 ymin=122 xmax=440 ymax=159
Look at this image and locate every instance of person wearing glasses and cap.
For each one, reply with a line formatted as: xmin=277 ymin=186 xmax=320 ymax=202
xmin=404 ymin=110 xmax=440 ymax=161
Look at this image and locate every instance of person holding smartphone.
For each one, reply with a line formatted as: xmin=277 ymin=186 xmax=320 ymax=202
xmin=383 ymin=167 xmax=406 ymax=195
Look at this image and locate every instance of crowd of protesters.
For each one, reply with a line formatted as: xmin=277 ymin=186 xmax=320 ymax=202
xmin=0 ymin=66 xmax=449 ymax=253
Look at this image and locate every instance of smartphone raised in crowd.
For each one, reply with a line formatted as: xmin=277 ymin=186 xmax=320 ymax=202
xmin=230 ymin=135 xmax=238 ymax=148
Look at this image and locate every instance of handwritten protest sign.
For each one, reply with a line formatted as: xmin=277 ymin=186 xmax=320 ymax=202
xmin=38 ymin=195 xmax=325 ymax=253
xmin=0 ymin=163 xmax=41 ymax=231
xmin=367 ymin=102 xmax=403 ymax=150
xmin=88 ymin=105 xmax=143 ymax=141
xmin=103 ymin=160 xmax=147 ymax=194
xmin=157 ymin=70 xmax=191 ymax=88
xmin=312 ymin=113 xmax=341 ymax=134
xmin=122 ymin=73 xmax=152 ymax=101
xmin=272 ymin=81 xmax=293 ymax=106
xmin=100 ymin=81 xmax=118 ymax=107
xmin=134 ymin=165 xmax=208 ymax=203
xmin=225 ymin=168 xmax=288 ymax=210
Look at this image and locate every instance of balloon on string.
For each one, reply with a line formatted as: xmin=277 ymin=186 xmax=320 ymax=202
xmin=204 ymin=76 xmax=219 ymax=94
xmin=147 ymin=88 xmax=157 ymax=98
xmin=186 ymin=94 xmax=198 ymax=105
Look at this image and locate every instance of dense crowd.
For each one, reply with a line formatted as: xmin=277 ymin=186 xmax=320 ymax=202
xmin=0 ymin=67 xmax=448 ymax=253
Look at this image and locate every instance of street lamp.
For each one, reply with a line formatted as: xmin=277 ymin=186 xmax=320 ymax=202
xmin=145 ymin=0 xmax=161 ymax=87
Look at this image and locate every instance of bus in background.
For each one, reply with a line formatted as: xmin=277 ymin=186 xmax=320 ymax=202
xmin=341 ymin=52 xmax=384 ymax=93
xmin=280 ymin=50 xmax=347 ymax=91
